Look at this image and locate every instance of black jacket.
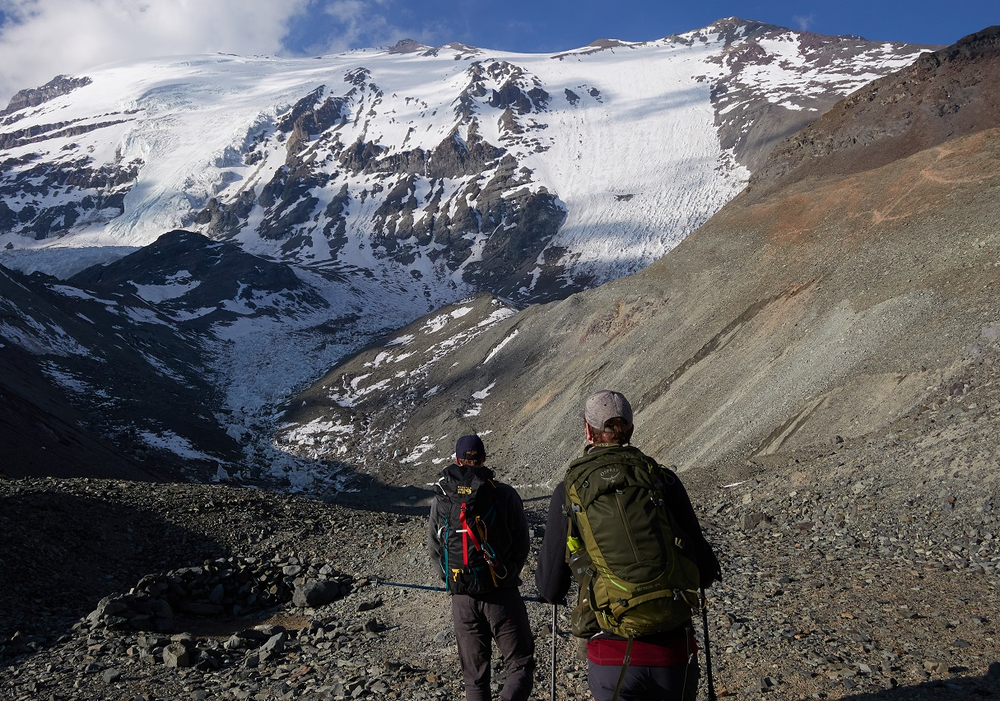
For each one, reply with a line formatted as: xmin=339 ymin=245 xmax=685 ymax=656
xmin=535 ymin=445 xmax=721 ymax=627
xmin=427 ymin=463 xmax=530 ymax=591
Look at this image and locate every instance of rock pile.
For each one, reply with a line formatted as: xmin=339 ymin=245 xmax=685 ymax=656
xmin=76 ymin=555 xmax=353 ymax=636
xmin=3 ymin=595 xmax=439 ymax=700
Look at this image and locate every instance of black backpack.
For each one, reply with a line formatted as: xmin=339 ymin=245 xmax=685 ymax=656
xmin=434 ymin=467 xmax=510 ymax=595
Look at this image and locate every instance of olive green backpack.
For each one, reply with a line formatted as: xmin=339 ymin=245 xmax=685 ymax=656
xmin=565 ymin=446 xmax=701 ymax=639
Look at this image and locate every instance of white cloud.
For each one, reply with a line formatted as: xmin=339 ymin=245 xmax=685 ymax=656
xmin=323 ymin=0 xmax=390 ymax=48
xmin=793 ymin=14 xmax=816 ymax=33
xmin=0 ymin=0 xmax=311 ymax=103
xmin=0 ymin=0 xmax=449 ymax=105
xmin=0 ymin=0 xmax=463 ymax=106
xmin=306 ymin=0 xmax=431 ymax=54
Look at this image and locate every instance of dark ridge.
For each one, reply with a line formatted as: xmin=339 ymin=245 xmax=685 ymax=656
xmin=1 ymin=75 xmax=93 ymax=117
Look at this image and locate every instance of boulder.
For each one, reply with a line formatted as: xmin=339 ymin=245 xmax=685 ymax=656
xmin=292 ymin=579 xmax=342 ymax=608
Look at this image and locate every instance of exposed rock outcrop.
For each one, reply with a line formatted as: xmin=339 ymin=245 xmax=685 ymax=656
xmin=1 ymin=75 xmax=93 ymax=116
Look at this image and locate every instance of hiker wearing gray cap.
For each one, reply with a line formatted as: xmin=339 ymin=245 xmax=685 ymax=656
xmin=536 ymin=390 xmax=721 ymax=701
xmin=427 ymin=434 xmax=534 ymax=701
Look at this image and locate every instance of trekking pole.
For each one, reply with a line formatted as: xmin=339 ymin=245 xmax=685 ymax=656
xmin=550 ymin=604 xmax=557 ymax=701
xmin=700 ymin=587 xmax=717 ymax=701
xmin=371 ymin=577 xmax=447 ymax=593
xmin=371 ymin=578 xmax=548 ymax=603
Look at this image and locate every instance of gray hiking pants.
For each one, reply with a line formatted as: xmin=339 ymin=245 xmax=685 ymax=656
xmin=588 ymin=660 xmax=700 ymax=701
xmin=450 ymin=588 xmax=535 ymax=701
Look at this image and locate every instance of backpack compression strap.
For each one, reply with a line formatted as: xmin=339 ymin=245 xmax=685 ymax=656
xmin=459 ymin=503 xmax=504 ymax=586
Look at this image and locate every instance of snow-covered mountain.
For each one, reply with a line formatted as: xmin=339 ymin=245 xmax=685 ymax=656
xmin=1 ymin=19 xmax=931 ymax=296
xmin=0 ymin=19 xmax=937 ymax=487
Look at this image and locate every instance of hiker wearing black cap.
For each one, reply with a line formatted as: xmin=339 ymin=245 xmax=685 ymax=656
xmin=535 ymin=390 xmax=721 ymax=701
xmin=427 ymin=434 xmax=535 ymax=701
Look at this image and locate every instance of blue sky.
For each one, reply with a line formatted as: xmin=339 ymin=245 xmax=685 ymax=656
xmin=0 ymin=0 xmax=995 ymax=103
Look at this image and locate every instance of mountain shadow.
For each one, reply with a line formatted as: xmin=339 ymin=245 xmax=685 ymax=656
xmin=0 ymin=490 xmax=230 ymax=650
xmin=0 ymin=344 xmax=166 ymax=481
xmin=321 ymin=471 xmax=436 ymax=517
xmin=838 ymin=667 xmax=1000 ymax=700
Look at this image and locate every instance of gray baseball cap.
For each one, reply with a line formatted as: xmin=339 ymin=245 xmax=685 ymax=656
xmin=582 ymin=390 xmax=633 ymax=429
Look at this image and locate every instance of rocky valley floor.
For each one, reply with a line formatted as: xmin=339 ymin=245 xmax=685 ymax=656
xmin=2 ymin=346 xmax=1000 ymax=700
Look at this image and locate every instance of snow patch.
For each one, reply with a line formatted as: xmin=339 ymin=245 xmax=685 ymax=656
xmin=133 ymin=273 xmax=201 ymax=302
xmin=139 ymin=429 xmax=220 ymax=461
xmin=485 ymin=330 xmax=519 ymax=363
